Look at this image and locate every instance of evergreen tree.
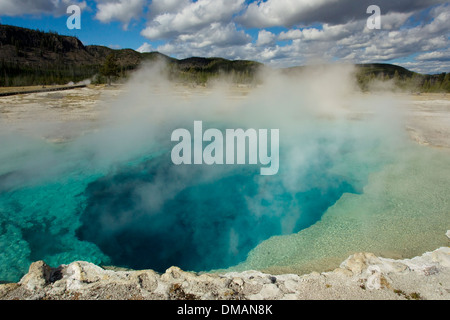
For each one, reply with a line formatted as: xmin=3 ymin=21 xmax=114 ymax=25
xmin=440 ymin=73 xmax=450 ymax=92
xmin=100 ymin=54 xmax=120 ymax=85
xmin=423 ymin=79 xmax=431 ymax=91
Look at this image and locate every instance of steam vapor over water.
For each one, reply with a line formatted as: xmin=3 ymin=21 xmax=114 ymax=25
xmin=0 ymin=62 xmax=449 ymax=282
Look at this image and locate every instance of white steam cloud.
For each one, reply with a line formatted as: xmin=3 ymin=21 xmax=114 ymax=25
xmin=0 ymin=59 xmax=412 ymax=280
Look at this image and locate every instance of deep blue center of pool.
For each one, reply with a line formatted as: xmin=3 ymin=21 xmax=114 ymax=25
xmin=76 ymin=150 xmax=357 ymax=272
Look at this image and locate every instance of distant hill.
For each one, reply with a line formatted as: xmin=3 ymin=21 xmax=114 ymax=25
xmin=0 ymin=25 xmax=261 ymax=86
xmin=0 ymin=25 xmax=144 ymax=85
xmin=282 ymin=63 xmax=449 ymax=92
xmin=0 ymin=24 xmax=448 ymax=91
xmin=354 ymin=63 xmax=449 ymax=92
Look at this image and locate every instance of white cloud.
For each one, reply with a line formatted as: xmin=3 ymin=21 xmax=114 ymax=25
xmin=239 ymin=0 xmax=331 ymax=28
xmin=381 ymin=11 xmax=414 ymax=30
xmin=156 ymin=40 xmax=255 ymax=61
xmin=0 ymin=0 xmax=87 ymax=16
xmin=137 ymin=42 xmax=153 ymax=53
xmin=95 ymin=0 xmax=146 ymax=29
xmin=397 ymin=60 xmax=450 ymax=74
xmin=258 ymin=3 xmax=450 ymax=71
xmin=353 ymin=5 xmax=450 ymax=62
xmin=256 ymin=30 xmax=276 ymax=46
xmin=416 ymin=51 xmax=450 ymax=61
xmin=238 ymin=0 xmax=447 ymax=28
xmin=141 ymin=0 xmax=245 ymax=39
xmin=148 ymin=0 xmax=190 ymax=18
xmin=153 ymin=22 xmax=251 ymax=60
xmin=177 ymin=23 xmax=250 ymax=48
xmin=288 ymin=22 xmax=359 ymax=42
xmin=278 ymin=29 xmax=303 ymax=41
xmin=154 ymin=1 xmax=450 ymax=74
xmin=139 ymin=0 xmax=251 ymax=59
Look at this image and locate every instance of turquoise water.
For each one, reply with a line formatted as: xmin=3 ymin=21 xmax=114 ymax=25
xmin=0 ymin=116 xmax=390 ymax=282
xmin=76 ymin=150 xmax=357 ymax=272
xmin=234 ymin=143 xmax=450 ymax=275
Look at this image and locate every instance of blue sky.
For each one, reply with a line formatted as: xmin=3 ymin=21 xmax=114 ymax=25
xmin=0 ymin=0 xmax=449 ymax=74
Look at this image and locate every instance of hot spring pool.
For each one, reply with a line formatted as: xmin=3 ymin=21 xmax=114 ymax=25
xmin=0 ymin=126 xmax=376 ymax=282
xmin=1 ymin=71 xmax=449 ymax=283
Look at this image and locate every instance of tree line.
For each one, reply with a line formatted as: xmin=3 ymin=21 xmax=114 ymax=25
xmin=356 ymin=68 xmax=450 ymax=93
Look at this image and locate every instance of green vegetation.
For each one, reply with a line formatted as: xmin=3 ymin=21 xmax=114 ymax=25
xmin=0 ymin=25 xmax=448 ymax=91
xmin=355 ymin=63 xmax=449 ymax=93
xmin=0 ymin=59 xmax=96 ymax=86
xmin=0 ymin=25 xmax=145 ymax=86
xmin=99 ymin=54 xmax=120 ymax=85
xmin=169 ymin=57 xmax=262 ymax=85
xmin=0 ymin=24 xmax=261 ymax=87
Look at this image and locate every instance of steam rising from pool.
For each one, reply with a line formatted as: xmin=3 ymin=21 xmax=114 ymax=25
xmin=1 ymin=62 xmax=447 ymax=282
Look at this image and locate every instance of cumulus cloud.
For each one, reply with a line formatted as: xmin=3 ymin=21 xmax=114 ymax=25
xmin=136 ymin=42 xmax=153 ymax=53
xmin=177 ymin=23 xmax=250 ymax=48
xmin=138 ymin=0 xmax=251 ymax=59
xmin=416 ymin=51 xmax=450 ymax=61
xmin=95 ymin=0 xmax=146 ymax=29
xmin=148 ymin=0 xmax=190 ymax=18
xmin=381 ymin=11 xmax=414 ymax=30
xmin=0 ymin=0 xmax=87 ymax=16
xmin=140 ymin=0 xmax=447 ymax=73
xmin=351 ymin=5 xmax=450 ymax=62
xmin=238 ymin=0 xmax=332 ymax=28
xmin=398 ymin=60 xmax=450 ymax=74
xmin=238 ymin=0 xmax=447 ymax=28
xmin=279 ymin=22 xmax=360 ymax=42
xmin=141 ymin=0 xmax=245 ymax=39
xmin=154 ymin=24 xmax=252 ymax=60
xmin=238 ymin=2 xmax=450 ymax=72
xmin=256 ymin=30 xmax=276 ymax=46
